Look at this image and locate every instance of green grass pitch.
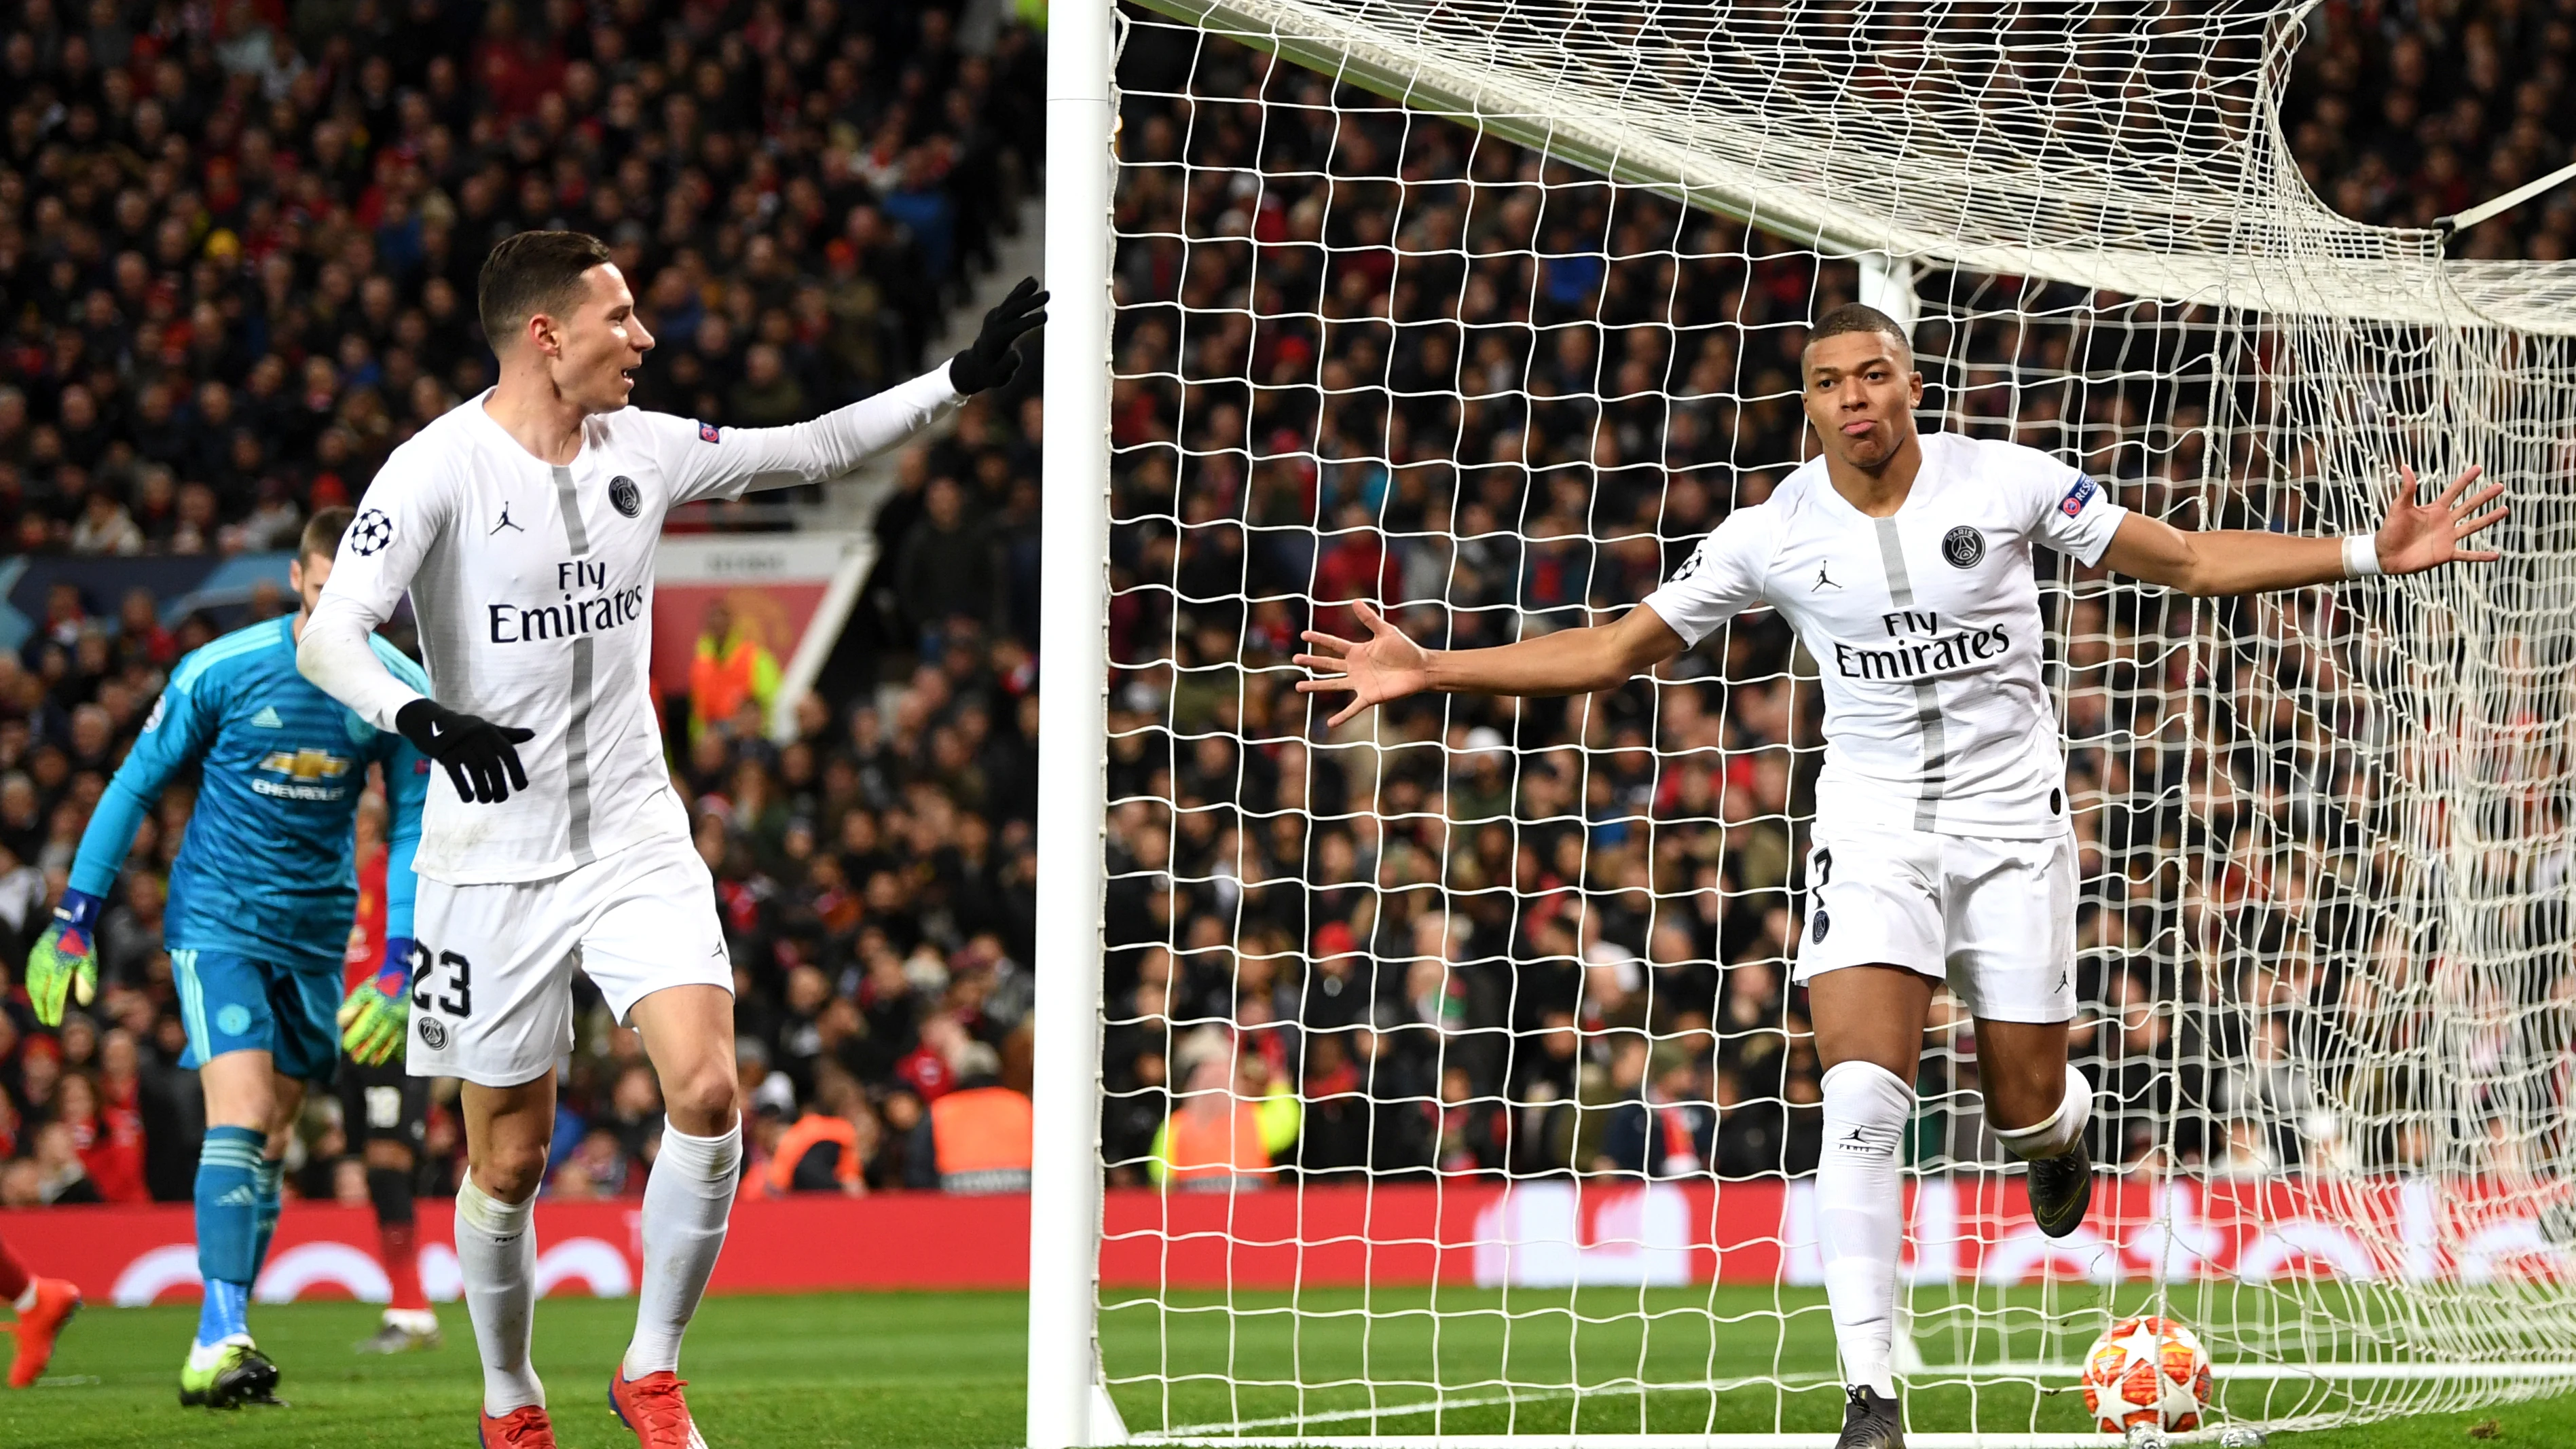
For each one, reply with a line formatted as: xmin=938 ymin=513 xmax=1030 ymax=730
xmin=3 ymin=1289 xmax=2571 ymax=1447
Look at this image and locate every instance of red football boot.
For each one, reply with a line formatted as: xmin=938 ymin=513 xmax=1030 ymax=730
xmin=480 ymin=1404 xmax=559 ymax=1446
xmin=7 ymin=1277 xmax=81 ymax=1389
xmin=610 ymin=1368 xmax=708 ymax=1448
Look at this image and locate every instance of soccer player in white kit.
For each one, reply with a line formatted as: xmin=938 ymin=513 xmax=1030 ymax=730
xmin=297 ymin=230 xmax=1044 ymax=1448
xmin=1295 ymin=304 xmax=2503 ymax=1449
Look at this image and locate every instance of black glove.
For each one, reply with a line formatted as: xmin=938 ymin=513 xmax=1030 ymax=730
xmin=946 ymin=276 xmax=1050 ymax=395
xmin=397 ymin=699 xmax=534 ymax=805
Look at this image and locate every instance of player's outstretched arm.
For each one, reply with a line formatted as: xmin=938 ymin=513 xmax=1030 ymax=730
xmin=1294 ymin=601 xmax=1685 ymax=727
xmin=667 ymin=278 xmax=1049 ymax=502
xmin=2098 ymin=464 xmax=2502 ymax=596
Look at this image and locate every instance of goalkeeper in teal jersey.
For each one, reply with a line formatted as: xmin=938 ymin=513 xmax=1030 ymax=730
xmin=24 ymin=507 xmax=431 ymax=1410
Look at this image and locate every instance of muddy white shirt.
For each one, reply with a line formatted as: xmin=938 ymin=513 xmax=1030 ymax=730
xmin=299 ymin=365 xmax=961 ymax=883
xmin=1641 ymin=432 xmax=2129 ymax=838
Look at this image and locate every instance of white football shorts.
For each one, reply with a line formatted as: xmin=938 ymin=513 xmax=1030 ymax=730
xmin=406 ymin=832 xmax=732 ymax=1086
xmin=1790 ymin=822 xmax=2077 ymax=1024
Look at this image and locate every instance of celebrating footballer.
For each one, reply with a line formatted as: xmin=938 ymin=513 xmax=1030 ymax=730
xmin=1295 ymin=303 xmax=2505 ymax=1449
xmin=295 ymin=230 xmax=1044 ymax=1448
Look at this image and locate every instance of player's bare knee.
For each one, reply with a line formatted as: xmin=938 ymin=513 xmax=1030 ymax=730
xmin=1991 ymin=1062 xmax=2091 ymax=1159
xmin=472 ymin=1140 xmax=551 ymax=1201
xmin=204 ymin=1086 xmax=275 ymax=1133
xmin=662 ymin=1061 xmax=739 ymax=1133
xmin=1979 ymin=1062 xmax=2062 ymax=1135
xmin=1972 ymin=1019 xmax=2077 ymax=1132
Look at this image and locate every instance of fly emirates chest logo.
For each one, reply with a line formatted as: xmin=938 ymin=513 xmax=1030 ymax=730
xmin=488 ymin=559 xmax=646 ymax=644
xmin=1830 ymin=607 xmax=2011 ymax=683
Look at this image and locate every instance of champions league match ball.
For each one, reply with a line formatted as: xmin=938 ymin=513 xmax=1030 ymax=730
xmin=2081 ymin=1315 xmax=2215 ymax=1436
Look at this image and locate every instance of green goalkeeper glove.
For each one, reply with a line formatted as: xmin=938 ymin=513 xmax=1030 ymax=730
xmin=338 ymin=938 xmax=418 ymax=1067
xmin=26 ymin=888 xmax=102 ymax=1027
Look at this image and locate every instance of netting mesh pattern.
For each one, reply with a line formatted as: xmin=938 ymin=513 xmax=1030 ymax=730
xmin=1126 ymin=0 xmax=2576 ymax=331
xmin=1088 ymin=1 xmax=2576 ymax=1438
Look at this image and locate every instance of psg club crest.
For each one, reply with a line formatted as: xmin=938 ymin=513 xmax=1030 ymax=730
xmin=1941 ymin=525 xmax=1985 ymax=569
xmin=351 ymin=508 xmax=394 ymax=556
xmin=418 ymin=1016 xmax=447 ymax=1050
xmin=609 ymin=475 xmax=642 ymax=517
xmin=1811 ymin=909 xmax=1830 ymax=942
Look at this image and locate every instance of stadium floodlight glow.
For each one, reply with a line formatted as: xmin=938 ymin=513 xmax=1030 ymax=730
xmin=1031 ymin=1 xmax=2576 ymax=1445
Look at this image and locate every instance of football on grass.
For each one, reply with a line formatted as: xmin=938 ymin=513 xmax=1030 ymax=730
xmin=2081 ymin=1315 xmax=2214 ymax=1433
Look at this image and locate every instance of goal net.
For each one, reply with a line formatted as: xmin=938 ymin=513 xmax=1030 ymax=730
xmin=1028 ymin=1 xmax=2576 ymax=1444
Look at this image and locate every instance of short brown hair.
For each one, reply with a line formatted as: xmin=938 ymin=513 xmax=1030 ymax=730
xmin=301 ymin=505 xmax=356 ymax=560
xmin=1805 ymin=301 xmax=1912 ymax=359
xmin=477 ymin=230 xmax=615 ymax=350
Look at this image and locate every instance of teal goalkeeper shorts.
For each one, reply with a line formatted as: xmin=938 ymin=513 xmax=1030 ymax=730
xmin=170 ymin=949 xmax=344 ymax=1085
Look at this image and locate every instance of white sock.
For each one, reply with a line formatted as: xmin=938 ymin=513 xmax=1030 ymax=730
xmin=1818 ymin=1059 xmax=1913 ymax=1399
xmin=623 ymin=1120 xmax=742 ymax=1380
xmin=12 ymin=1282 xmax=35 ymax=1314
xmin=185 ymin=1336 xmax=251 ymax=1370
xmin=455 ymin=1175 xmax=545 ymax=1416
xmin=1993 ymin=1064 xmax=2091 ymax=1161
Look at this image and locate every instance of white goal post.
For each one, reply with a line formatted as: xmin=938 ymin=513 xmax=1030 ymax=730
xmin=1030 ymin=2 xmax=2576 ymax=1446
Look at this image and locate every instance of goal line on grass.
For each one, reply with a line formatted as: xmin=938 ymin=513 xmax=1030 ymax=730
xmin=1128 ymin=1361 xmax=2576 ymax=1445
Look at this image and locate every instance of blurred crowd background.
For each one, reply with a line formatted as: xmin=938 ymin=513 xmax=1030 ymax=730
xmin=1 ymin=0 xmax=2569 ymax=1209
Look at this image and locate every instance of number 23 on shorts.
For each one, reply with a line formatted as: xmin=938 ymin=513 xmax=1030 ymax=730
xmin=410 ymin=947 xmax=473 ymax=1018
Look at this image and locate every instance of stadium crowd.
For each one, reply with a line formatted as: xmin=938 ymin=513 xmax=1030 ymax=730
xmin=1 ymin=0 xmax=2571 ymax=1209
xmin=0 ymin=0 xmax=1042 ymax=553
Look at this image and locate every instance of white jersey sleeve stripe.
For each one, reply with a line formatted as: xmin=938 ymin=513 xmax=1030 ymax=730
xmin=566 ymin=636 xmax=598 ymax=864
xmin=551 ymin=463 xmax=592 ymax=555
xmin=1869 ymin=518 xmax=1953 ymax=831
xmin=549 ymin=460 xmax=602 ymax=866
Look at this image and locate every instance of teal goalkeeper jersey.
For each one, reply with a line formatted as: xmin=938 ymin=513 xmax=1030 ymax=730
xmin=70 ymin=615 xmax=430 ymax=970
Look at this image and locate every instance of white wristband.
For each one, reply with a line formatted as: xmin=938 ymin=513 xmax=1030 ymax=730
xmin=2342 ymin=533 xmax=2382 ymax=578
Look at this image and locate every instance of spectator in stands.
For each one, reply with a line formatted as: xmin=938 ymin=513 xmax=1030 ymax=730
xmin=1150 ymin=1032 xmax=1298 ymax=1191
xmin=26 ymin=1122 xmax=103 ymax=1206
xmin=894 ymin=474 xmax=995 ymax=650
xmin=921 ymin=1042 xmax=1031 ymax=1194
xmin=0 ymin=1 xmax=1042 ymax=553
xmin=766 ymin=1063 xmax=876 ymax=1196
xmin=1598 ymin=1043 xmax=1717 ymax=1180
xmin=687 ymin=599 xmax=781 ymax=746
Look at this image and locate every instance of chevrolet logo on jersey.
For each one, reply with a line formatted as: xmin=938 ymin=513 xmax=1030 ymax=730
xmin=253 ymin=748 xmax=354 ymax=801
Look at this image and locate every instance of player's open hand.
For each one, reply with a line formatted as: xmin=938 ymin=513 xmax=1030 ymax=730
xmin=26 ymin=888 xmax=101 ymax=1027
xmin=338 ymin=938 xmax=416 ymax=1067
xmin=1294 ymin=602 xmax=1434 ymax=727
xmin=948 ymin=276 xmax=1048 ymax=395
xmin=2374 ymin=464 xmax=2505 ymax=575
xmin=397 ymin=699 xmax=534 ymax=803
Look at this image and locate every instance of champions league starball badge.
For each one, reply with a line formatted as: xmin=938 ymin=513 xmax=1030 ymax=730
xmin=351 ymin=508 xmax=395 ymax=556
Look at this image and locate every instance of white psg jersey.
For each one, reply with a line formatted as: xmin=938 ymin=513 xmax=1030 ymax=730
xmin=303 ymin=367 xmax=959 ymax=883
xmin=1642 ymin=431 xmax=2129 ymax=837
